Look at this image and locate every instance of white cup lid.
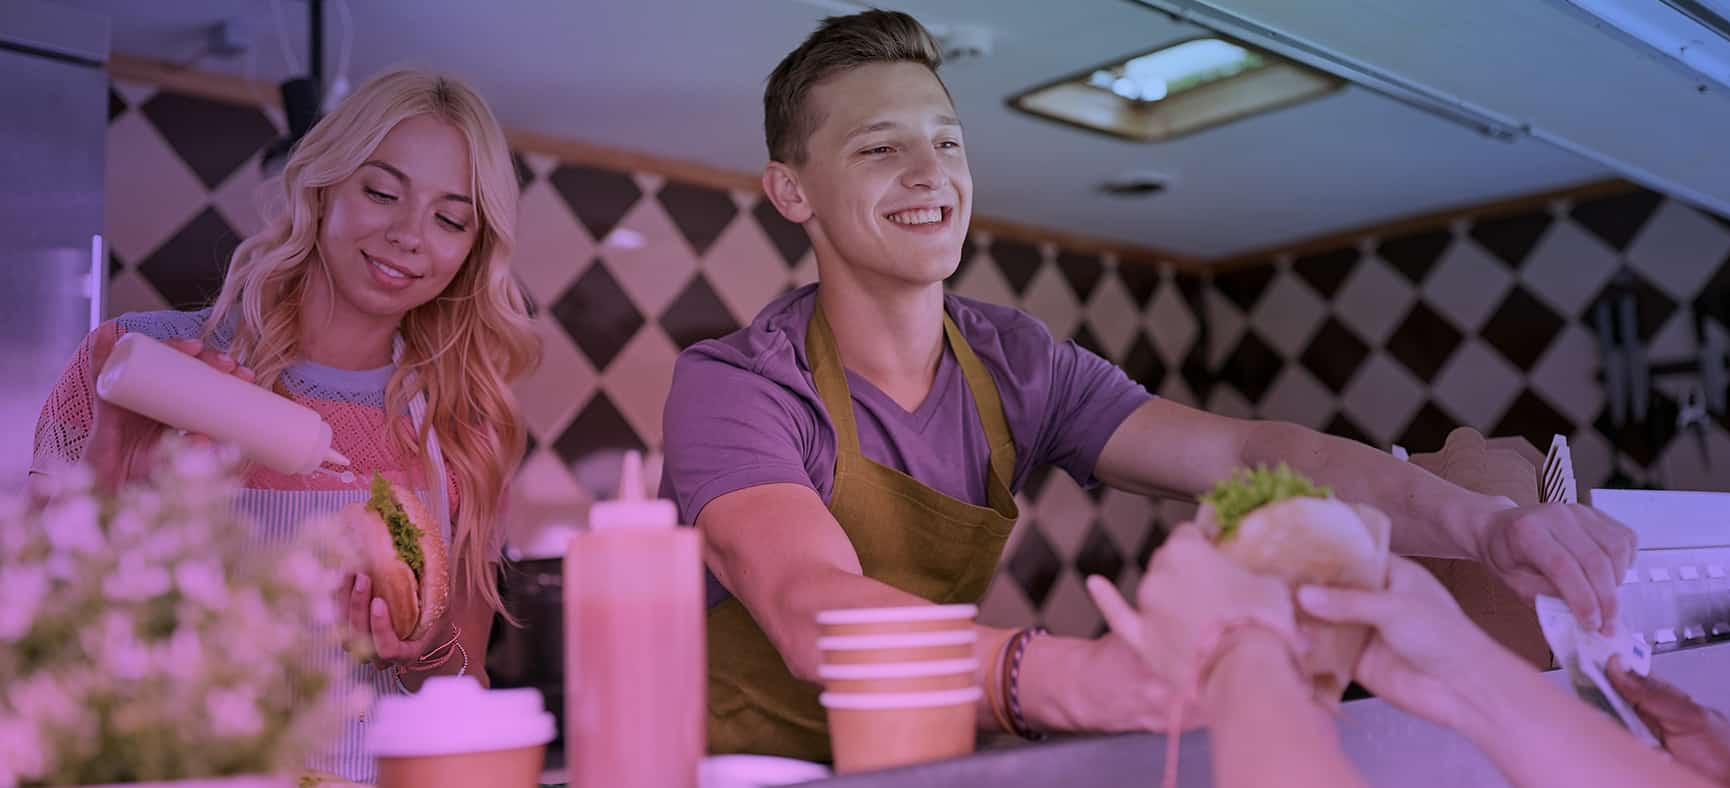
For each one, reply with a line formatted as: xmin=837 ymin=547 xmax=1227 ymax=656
xmin=819 ymin=687 xmax=983 ymax=709
xmin=366 ymin=676 xmax=555 ymax=757
xmin=817 ymin=659 xmax=978 ymax=680
xmin=700 ymin=754 xmax=832 ymax=787
xmin=816 ymin=630 xmax=977 ymax=650
xmin=816 ymin=604 xmax=978 ymax=625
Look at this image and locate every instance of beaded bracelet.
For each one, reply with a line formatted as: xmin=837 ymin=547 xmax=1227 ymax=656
xmin=1003 ymin=627 xmax=1048 ymax=741
xmin=986 ymin=631 xmax=1018 ymax=735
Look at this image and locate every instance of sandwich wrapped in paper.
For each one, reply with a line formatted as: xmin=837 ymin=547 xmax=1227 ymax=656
xmin=1195 ymin=464 xmax=1392 ymax=705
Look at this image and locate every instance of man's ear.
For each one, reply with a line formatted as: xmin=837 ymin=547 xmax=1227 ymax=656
xmin=762 ymin=161 xmax=814 ymax=224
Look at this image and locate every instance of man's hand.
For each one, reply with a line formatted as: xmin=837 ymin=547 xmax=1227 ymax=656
xmin=1608 ymin=657 xmax=1730 ymax=785
xmin=1477 ymin=503 xmax=1635 ymax=634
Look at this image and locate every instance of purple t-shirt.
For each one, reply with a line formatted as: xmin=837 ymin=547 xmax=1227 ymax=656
xmin=660 ymin=285 xmax=1152 ymax=525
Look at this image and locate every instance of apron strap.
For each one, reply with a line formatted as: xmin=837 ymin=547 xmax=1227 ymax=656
xmin=806 ymin=304 xmax=865 ymax=457
xmin=941 ymin=312 xmax=1016 ymax=488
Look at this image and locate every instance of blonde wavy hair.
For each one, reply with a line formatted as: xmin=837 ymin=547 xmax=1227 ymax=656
xmin=206 ymin=69 xmax=539 ymax=617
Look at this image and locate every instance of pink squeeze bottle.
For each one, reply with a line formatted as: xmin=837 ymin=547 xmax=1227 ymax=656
xmin=565 ymin=451 xmax=705 ymax=788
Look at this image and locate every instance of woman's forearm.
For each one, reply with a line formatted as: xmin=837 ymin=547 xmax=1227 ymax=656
xmin=1205 ymin=630 xmax=1368 ymax=788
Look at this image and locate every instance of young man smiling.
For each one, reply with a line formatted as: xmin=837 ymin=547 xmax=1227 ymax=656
xmin=660 ymin=10 xmax=1636 ymax=760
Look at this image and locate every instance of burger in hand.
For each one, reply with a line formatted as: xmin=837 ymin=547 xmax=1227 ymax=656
xmin=340 ymin=472 xmax=449 ymax=643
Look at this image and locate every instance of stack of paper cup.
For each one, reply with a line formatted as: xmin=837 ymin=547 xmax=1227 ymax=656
xmin=814 ymin=604 xmax=980 ymax=773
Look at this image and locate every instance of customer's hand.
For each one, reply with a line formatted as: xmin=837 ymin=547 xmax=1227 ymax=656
xmin=1296 ymin=556 xmax=1504 ymax=730
xmin=1087 ymin=525 xmax=1301 ymax=711
xmin=1608 ymin=656 xmax=1730 ymax=785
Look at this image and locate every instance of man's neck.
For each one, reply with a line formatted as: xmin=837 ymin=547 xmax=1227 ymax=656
xmin=815 ymin=263 xmax=947 ymax=412
xmin=296 ymin=256 xmax=400 ymax=370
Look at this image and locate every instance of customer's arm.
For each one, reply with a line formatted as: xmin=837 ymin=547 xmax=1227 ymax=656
xmin=1205 ymin=628 xmax=1369 ymax=788
xmin=1300 ymin=558 xmax=1717 ymax=788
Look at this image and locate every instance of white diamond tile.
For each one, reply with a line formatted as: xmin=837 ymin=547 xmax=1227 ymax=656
xmin=703 ymin=213 xmax=793 ymax=327
xmin=600 ymin=197 xmax=698 ymax=318
xmin=105 ymin=268 xmax=168 ymax=319
xmin=505 ymin=448 xmax=591 ymax=552
xmin=1205 ymin=287 xmax=1248 ymax=370
xmin=1206 ymin=382 xmax=1256 ymax=420
xmin=1084 ymin=272 xmax=1141 ymax=361
xmin=1528 ymin=323 xmax=1604 ymax=425
xmin=952 ymin=250 xmax=1017 ymax=307
xmin=1336 ymin=254 xmax=1418 ymax=346
xmin=632 ymin=172 xmax=666 ymax=194
xmin=1158 ymin=375 xmax=1197 ymax=407
xmin=1340 ymin=352 xmax=1427 ymax=445
xmin=1627 ymin=201 xmax=1730 ymax=301
xmin=1249 ymin=268 xmax=1328 ymax=359
xmin=112 ymin=79 xmax=159 ymax=108
xmin=1521 ymin=219 xmax=1622 ymax=318
xmin=1146 ymin=281 xmax=1199 ymax=366
xmin=599 ymin=323 xmax=681 ymax=449
xmin=729 ymin=189 xmax=759 ymax=210
xmin=1430 ymin=338 xmax=1523 ymax=429
xmin=104 ymin=112 xmax=206 ymax=265
xmin=1020 ymin=263 xmax=1082 ymax=342
xmin=1569 ymin=428 xmax=1614 ymax=498
xmin=1646 ymin=311 xmax=1697 ymax=362
xmin=1041 ymin=571 xmax=1104 ymax=638
xmin=514 ymin=313 xmax=597 ymax=444
xmin=208 ymin=152 xmax=267 ymax=237
xmin=515 ymin=180 xmax=597 ymax=303
xmin=976 ymin=572 xmax=1038 ymax=630
xmin=1423 ymin=238 xmax=1513 ymax=332
xmin=1098 ymin=487 xmax=1158 ymax=558
xmin=1032 ymin=471 xmax=1095 ymax=560
xmin=522 ymin=152 xmax=560 ymax=178
xmin=1257 ymin=365 xmax=1335 ymax=429
xmin=1657 ymin=422 xmax=1730 ymax=493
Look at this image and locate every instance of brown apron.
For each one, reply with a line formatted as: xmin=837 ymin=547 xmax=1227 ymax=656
xmin=705 ymin=302 xmax=1021 ymax=761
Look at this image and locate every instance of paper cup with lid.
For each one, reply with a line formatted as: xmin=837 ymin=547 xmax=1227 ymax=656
xmin=366 ymin=675 xmax=556 ymax=788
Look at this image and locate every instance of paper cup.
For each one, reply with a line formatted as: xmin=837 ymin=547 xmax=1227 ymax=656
xmin=817 ymin=630 xmax=976 ymax=665
xmin=820 ymin=688 xmax=981 ymax=773
xmin=367 ymin=676 xmax=555 ymax=788
xmin=818 ymin=658 xmax=978 ymax=694
xmin=817 ymin=604 xmax=978 ymax=636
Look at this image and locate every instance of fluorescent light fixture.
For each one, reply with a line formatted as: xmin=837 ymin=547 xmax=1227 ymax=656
xmin=1009 ymin=36 xmax=1344 ymax=142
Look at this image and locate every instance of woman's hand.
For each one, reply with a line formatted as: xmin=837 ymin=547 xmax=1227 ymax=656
xmin=1296 ymin=556 xmax=1505 ymax=730
xmin=335 ymin=571 xmax=452 ymax=671
xmin=1086 ymin=525 xmax=1301 ymax=708
xmin=84 ymin=333 xmax=253 ymax=488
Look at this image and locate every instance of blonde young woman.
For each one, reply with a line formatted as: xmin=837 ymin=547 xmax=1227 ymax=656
xmin=30 ymin=69 xmax=539 ymax=781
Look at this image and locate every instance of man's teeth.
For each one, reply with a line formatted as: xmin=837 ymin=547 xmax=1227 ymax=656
xmin=887 ymin=208 xmax=944 ymax=226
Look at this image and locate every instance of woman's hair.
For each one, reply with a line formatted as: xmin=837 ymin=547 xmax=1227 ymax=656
xmin=206 ymin=68 xmax=539 ymax=617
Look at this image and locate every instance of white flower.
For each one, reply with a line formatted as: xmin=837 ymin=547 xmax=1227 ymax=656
xmin=0 ymin=565 xmax=47 ymax=642
xmin=8 ymin=674 xmax=80 ymax=730
xmin=174 ymin=558 xmax=229 ymax=611
xmin=43 ymin=553 xmax=76 ymax=580
xmin=205 ymin=686 xmax=264 ymax=738
xmin=42 ymin=497 xmax=103 ymax=554
xmin=161 ymin=627 xmax=206 ymax=683
xmin=0 ymin=714 xmax=50 ymax=787
xmin=103 ymin=559 xmax=173 ymax=602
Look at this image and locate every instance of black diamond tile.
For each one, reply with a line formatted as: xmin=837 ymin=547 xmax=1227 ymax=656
xmin=1470 ymin=210 xmax=1553 ymax=269
xmin=1134 ymin=524 xmax=1166 ymax=571
xmin=524 ymin=431 xmax=539 ymax=465
xmin=1175 ymin=272 xmax=1206 ymax=313
xmin=1376 ymin=228 xmax=1452 ymax=285
xmin=109 ymin=250 xmax=124 ymax=279
xmin=1118 ymin=262 xmax=1160 ymax=309
xmin=1697 ymin=255 xmax=1730 ymax=333
xmin=1213 ymin=262 xmax=1276 ymax=312
xmin=1593 ymin=390 xmax=1681 ymax=468
xmin=1019 ymin=463 xmax=1056 ymax=504
xmin=1218 ymin=330 xmax=1284 ymax=404
xmin=1070 ymin=323 xmax=1107 ymax=360
xmin=1386 ymin=300 xmax=1464 ymax=381
xmin=1493 ymin=390 xmax=1577 ymax=462
xmin=657 ymin=181 xmax=738 ymax=257
xmin=1292 ymin=246 xmax=1360 ymax=299
xmin=140 ymin=92 xmax=278 ymax=189
xmin=553 ymin=392 xmax=646 ymax=466
xmin=754 ymin=199 xmax=810 ymax=267
xmin=1056 ymin=251 xmax=1104 ymax=302
xmin=548 ymin=164 xmax=642 ymax=243
xmin=948 ymin=233 xmax=979 ymax=285
xmin=990 ymin=238 xmax=1042 ymax=296
xmin=1005 ymin=526 xmax=1061 ymax=609
xmin=1480 ymin=285 xmax=1565 ymax=371
xmin=550 ymin=262 xmax=643 ymax=370
xmin=1324 ymin=412 xmax=1374 ymax=446
xmin=1398 ymin=401 xmax=1459 ymax=454
xmin=1584 ymin=268 xmax=1679 ymax=342
xmin=1180 ymin=345 xmax=1213 ymax=406
xmin=1706 ymin=207 xmax=1730 ymax=233
xmin=1570 ymin=189 xmax=1663 ymax=251
xmin=1073 ymin=523 xmax=1125 ymax=583
xmin=1300 ymin=318 xmax=1371 ymax=395
xmin=136 ymin=208 xmax=240 ymax=310
xmin=510 ymin=151 xmax=534 ymax=188
xmin=108 ymin=85 xmax=125 ymax=122
xmin=660 ymin=274 xmax=742 ymax=349
xmin=1121 ymin=333 xmax=1167 ymax=393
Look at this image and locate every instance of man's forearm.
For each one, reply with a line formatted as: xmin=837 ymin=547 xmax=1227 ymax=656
xmin=1239 ymin=421 xmax=1509 ymax=558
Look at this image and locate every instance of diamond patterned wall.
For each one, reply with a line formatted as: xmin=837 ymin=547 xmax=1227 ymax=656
xmin=102 ymin=81 xmax=1730 ymax=637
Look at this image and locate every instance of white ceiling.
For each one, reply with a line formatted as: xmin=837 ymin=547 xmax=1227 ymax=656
xmin=52 ymin=0 xmax=1667 ymax=260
